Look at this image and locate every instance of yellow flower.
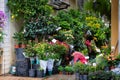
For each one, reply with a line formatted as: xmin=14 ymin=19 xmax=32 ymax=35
xmin=96 ymin=23 xmax=100 ymax=28
xmin=87 ymin=23 xmax=92 ymax=27
xmin=92 ymin=17 xmax=97 ymax=20
xmin=12 ymin=15 xmax=14 ymax=19
xmin=86 ymin=17 xmax=91 ymax=21
xmin=101 ymin=45 xmax=108 ymax=49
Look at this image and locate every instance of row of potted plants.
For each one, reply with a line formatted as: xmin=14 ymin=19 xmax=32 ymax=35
xmin=58 ymin=65 xmax=74 ymax=75
xmin=73 ymin=53 xmax=120 ymax=80
xmin=73 ymin=62 xmax=114 ymax=80
xmin=24 ymin=41 xmax=67 ymax=60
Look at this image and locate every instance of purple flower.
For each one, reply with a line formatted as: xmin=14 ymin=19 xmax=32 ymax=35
xmin=0 ymin=11 xmax=6 ymax=28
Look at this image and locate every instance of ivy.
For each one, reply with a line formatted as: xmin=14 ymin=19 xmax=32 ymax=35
xmin=7 ymin=0 xmax=52 ymax=21
xmin=8 ymin=0 xmax=56 ymax=41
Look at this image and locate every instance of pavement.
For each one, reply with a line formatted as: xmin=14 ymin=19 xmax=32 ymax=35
xmin=0 ymin=74 xmax=75 ymax=80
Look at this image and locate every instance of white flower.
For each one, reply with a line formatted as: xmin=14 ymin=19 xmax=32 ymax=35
xmin=93 ymin=63 xmax=97 ymax=66
xmin=0 ymin=34 xmax=2 ymax=37
xmin=52 ymin=39 xmax=57 ymax=43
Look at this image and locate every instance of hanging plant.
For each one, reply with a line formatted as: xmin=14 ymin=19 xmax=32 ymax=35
xmin=0 ymin=11 xmax=6 ymax=42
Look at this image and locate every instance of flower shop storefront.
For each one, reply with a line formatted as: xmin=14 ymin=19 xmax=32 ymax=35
xmin=1 ymin=0 xmax=120 ymax=79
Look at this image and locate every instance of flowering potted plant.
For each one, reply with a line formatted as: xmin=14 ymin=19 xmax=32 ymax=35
xmin=0 ymin=11 xmax=6 ymax=56
xmin=0 ymin=11 xmax=6 ymax=43
xmin=106 ymin=53 xmax=116 ymax=70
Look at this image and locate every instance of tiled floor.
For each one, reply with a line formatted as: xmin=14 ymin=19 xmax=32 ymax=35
xmin=0 ymin=74 xmax=75 ymax=80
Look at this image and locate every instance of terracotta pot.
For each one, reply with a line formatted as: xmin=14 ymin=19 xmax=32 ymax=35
xmin=14 ymin=44 xmax=20 ymax=48
xmin=59 ymin=71 xmax=62 ymax=74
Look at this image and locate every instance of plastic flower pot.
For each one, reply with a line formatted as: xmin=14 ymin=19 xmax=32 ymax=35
xmin=29 ymin=69 xmax=35 ymax=77
xmin=48 ymin=70 xmax=52 ymax=76
xmin=36 ymin=69 xmax=44 ymax=78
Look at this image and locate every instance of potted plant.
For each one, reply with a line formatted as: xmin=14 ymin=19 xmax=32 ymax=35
xmin=88 ymin=65 xmax=96 ymax=73
xmin=106 ymin=53 xmax=116 ymax=70
xmin=64 ymin=65 xmax=74 ymax=75
xmin=34 ymin=42 xmax=48 ymax=60
xmin=24 ymin=43 xmax=37 ymax=58
xmin=88 ymin=70 xmax=113 ymax=80
xmin=29 ymin=68 xmax=35 ymax=77
xmin=52 ymin=44 xmax=67 ymax=59
xmin=96 ymin=54 xmax=108 ymax=70
xmin=58 ymin=66 xmax=64 ymax=74
xmin=28 ymin=57 xmax=36 ymax=77
xmin=74 ymin=62 xmax=84 ymax=80
xmin=13 ymin=32 xmax=25 ymax=48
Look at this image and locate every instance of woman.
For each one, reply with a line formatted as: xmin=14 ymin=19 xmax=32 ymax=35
xmin=71 ymin=50 xmax=87 ymax=64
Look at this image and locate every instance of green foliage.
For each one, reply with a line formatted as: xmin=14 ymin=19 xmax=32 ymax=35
xmin=39 ymin=67 xmax=44 ymax=71
xmin=114 ymin=74 xmax=120 ymax=80
xmin=85 ymin=16 xmax=110 ymax=48
xmin=13 ymin=32 xmax=25 ymax=44
xmin=74 ymin=62 xmax=88 ymax=74
xmin=84 ymin=0 xmax=93 ymax=11
xmin=88 ymin=71 xmax=113 ymax=80
xmin=55 ymin=9 xmax=110 ymax=50
xmin=8 ymin=0 xmax=111 ymax=52
xmin=24 ymin=42 xmax=36 ymax=57
xmin=84 ymin=0 xmax=111 ymax=20
xmin=55 ymin=9 xmax=87 ymax=50
xmin=89 ymin=66 xmax=96 ymax=73
xmin=74 ymin=62 xmax=97 ymax=74
xmin=52 ymin=44 xmax=67 ymax=56
xmin=24 ymin=40 xmax=36 ymax=57
xmin=7 ymin=0 xmax=51 ymax=20
xmin=113 ymin=54 xmax=120 ymax=66
xmin=54 ymin=30 xmax=73 ymax=44
xmin=72 ymin=24 xmax=85 ymax=50
xmin=64 ymin=66 xmax=74 ymax=73
xmin=34 ymin=42 xmax=49 ymax=60
xmin=58 ymin=66 xmax=64 ymax=72
xmin=96 ymin=54 xmax=108 ymax=70
xmin=34 ymin=42 xmax=67 ymax=60
xmin=24 ymin=15 xmax=57 ymax=40
xmin=0 ymin=29 xmax=5 ymax=42
xmin=8 ymin=0 xmax=56 ymax=41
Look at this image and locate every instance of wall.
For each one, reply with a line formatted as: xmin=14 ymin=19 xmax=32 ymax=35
xmin=0 ymin=0 xmax=11 ymax=74
xmin=111 ymin=0 xmax=118 ymax=55
xmin=69 ymin=0 xmax=77 ymax=9
xmin=0 ymin=0 xmax=20 ymax=74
